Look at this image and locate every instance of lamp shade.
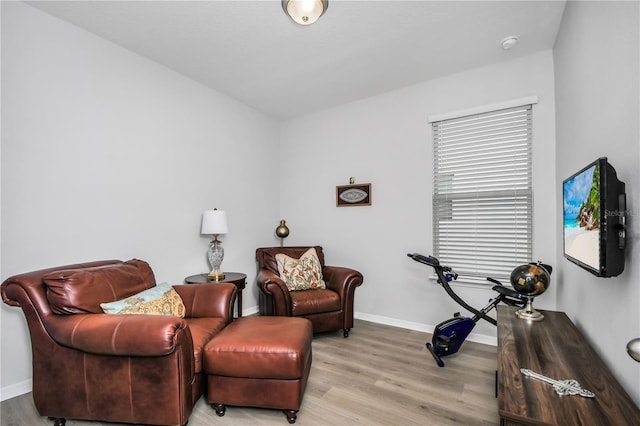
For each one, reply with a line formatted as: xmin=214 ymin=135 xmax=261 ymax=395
xmin=282 ymin=0 xmax=328 ymax=25
xmin=201 ymin=209 xmax=228 ymax=235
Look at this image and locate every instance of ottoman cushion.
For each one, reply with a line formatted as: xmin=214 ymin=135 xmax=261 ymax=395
xmin=204 ymin=316 xmax=312 ymax=379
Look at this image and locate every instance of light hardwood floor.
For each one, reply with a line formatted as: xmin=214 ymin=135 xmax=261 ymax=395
xmin=1 ymin=319 xmax=499 ymax=425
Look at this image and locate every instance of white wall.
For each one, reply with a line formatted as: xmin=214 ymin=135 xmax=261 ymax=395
xmin=1 ymin=1 xmax=281 ymax=399
xmin=280 ymin=51 xmax=557 ymax=341
xmin=554 ymin=0 xmax=640 ymax=404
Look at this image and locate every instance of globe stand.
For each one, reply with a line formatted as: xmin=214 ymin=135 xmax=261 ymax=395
xmin=515 ymin=297 xmax=544 ymax=321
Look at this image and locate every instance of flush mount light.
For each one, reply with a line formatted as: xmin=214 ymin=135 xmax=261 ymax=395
xmin=282 ymin=0 xmax=328 ymax=25
xmin=501 ymin=36 xmax=519 ymax=50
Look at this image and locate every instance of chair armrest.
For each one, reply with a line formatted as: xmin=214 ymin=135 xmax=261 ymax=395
xmin=323 ymin=265 xmax=364 ymax=301
xmin=256 ymin=269 xmax=292 ymax=315
xmin=173 ymin=283 xmax=236 ymax=321
xmin=45 ymin=314 xmax=191 ymax=357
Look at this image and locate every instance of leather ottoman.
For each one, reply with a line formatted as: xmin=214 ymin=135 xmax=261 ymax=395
xmin=203 ymin=316 xmax=313 ymax=424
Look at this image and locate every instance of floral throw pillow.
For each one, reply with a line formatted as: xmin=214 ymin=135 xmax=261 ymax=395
xmin=275 ymin=248 xmax=326 ymax=292
xmin=100 ymin=282 xmax=186 ymax=317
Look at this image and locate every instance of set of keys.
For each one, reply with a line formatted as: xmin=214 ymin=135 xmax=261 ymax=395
xmin=520 ymin=368 xmax=595 ymax=398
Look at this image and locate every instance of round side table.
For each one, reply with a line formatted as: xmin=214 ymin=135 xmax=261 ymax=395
xmin=184 ymin=272 xmax=247 ymax=317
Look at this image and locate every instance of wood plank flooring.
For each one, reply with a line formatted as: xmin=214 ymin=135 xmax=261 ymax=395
xmin=1 ymin=319 xmax=499 ymax=425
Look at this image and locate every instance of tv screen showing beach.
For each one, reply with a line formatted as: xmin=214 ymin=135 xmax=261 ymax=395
xmin=563 ymin=163 xmax=600 ymax=270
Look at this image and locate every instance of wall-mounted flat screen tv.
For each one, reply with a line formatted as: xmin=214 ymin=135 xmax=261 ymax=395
xmin=563 ymin=157 xmax=626 ymax=277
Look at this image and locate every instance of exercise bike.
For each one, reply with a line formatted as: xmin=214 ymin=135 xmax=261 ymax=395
xmin=407 ymin=253 xmax=528 ymax=367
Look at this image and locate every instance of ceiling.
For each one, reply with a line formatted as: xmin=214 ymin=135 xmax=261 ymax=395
xmin=26 ymin=0 xmax=567 ymax=120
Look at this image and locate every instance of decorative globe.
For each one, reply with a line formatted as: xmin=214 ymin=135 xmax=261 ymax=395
xmin=510 ymin=263 xmax=551 ymax=297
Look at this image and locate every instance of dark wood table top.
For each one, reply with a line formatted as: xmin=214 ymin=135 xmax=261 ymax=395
xmin=497 ymin=306 xmax=640 ymax=426
xmin=184 ymin=272 xmax=246 ymax=289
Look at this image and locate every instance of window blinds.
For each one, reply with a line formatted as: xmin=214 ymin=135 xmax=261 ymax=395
xmin=432 ymin=104 xmax=533 ymax=285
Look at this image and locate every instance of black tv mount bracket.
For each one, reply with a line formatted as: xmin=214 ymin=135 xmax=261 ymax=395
xmin=618 ymin=193 xmax=627 ymax=250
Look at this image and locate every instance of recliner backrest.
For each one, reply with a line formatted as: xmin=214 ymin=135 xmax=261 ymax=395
xmin=42 ymin=259 xmax=155 ymax=314
xmin=256 ymin=246 xmax=325 ymax=274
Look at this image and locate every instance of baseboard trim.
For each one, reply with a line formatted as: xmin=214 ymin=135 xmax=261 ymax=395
xmin=354 ymin=311 xmax=497 ymax=347
xmin=242 ymin=305 xmax=259 ymax=317
xmin=1 ymin=379 xmax=32 ymax=402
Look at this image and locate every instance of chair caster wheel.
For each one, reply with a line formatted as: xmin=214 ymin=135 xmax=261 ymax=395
xmin=212 ymin=403 xmax=226 ymax=417
xmin=284 ymin=410 xmax=297 ymax=423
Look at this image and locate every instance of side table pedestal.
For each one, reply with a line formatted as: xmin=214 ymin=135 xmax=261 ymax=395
xmin=184 ymin=272 xmax=246 ymax=318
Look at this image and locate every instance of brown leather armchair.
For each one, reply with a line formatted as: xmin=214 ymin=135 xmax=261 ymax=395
xmin=256 ymin=246 xmax=363 ymax=337
xmin=1 ymin=259 xmax=236 ymax=426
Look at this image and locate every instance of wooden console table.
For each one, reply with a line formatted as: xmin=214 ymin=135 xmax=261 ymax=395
xmin=497 ymin=305 xmax=640 ymax=426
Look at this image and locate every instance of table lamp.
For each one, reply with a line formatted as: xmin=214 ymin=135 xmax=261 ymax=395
xmin=201 ymin=208 xmax=228 ymax=280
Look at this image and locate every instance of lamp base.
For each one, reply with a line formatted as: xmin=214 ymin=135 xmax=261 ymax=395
xmin=207 ymin=271 xmax=226 ymax=281
xmin=207 ymin=237 xmax=225 ymax=281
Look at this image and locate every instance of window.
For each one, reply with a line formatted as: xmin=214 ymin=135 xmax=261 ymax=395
xmin=431 ymin=103 xmax=533 ymax=285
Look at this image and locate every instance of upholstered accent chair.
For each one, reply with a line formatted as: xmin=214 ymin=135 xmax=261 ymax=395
xmin=256 ymin=246 xmax=363 ymax=337
xmin=1 ymin=259 xmax=236 ymax=426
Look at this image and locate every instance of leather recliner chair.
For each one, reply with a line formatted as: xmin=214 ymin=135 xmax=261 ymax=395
xmin=1 ymin=259 xmax=236 ymax=426
xmin=256 ymin=246 xmax=363 ymax=337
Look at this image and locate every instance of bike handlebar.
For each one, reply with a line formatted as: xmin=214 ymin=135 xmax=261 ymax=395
xmin=407 ymin=252 xmax=528 ymax=322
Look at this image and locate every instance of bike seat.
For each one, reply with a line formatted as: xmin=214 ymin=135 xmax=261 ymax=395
xmin=492 ymin=285 xmax=522 ymax=299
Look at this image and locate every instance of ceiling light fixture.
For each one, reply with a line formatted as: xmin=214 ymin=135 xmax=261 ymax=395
xmin=501 ymin=36 xmax=519 ymax=50
xmin=282 ymin=0 xmax=328 ymax=26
